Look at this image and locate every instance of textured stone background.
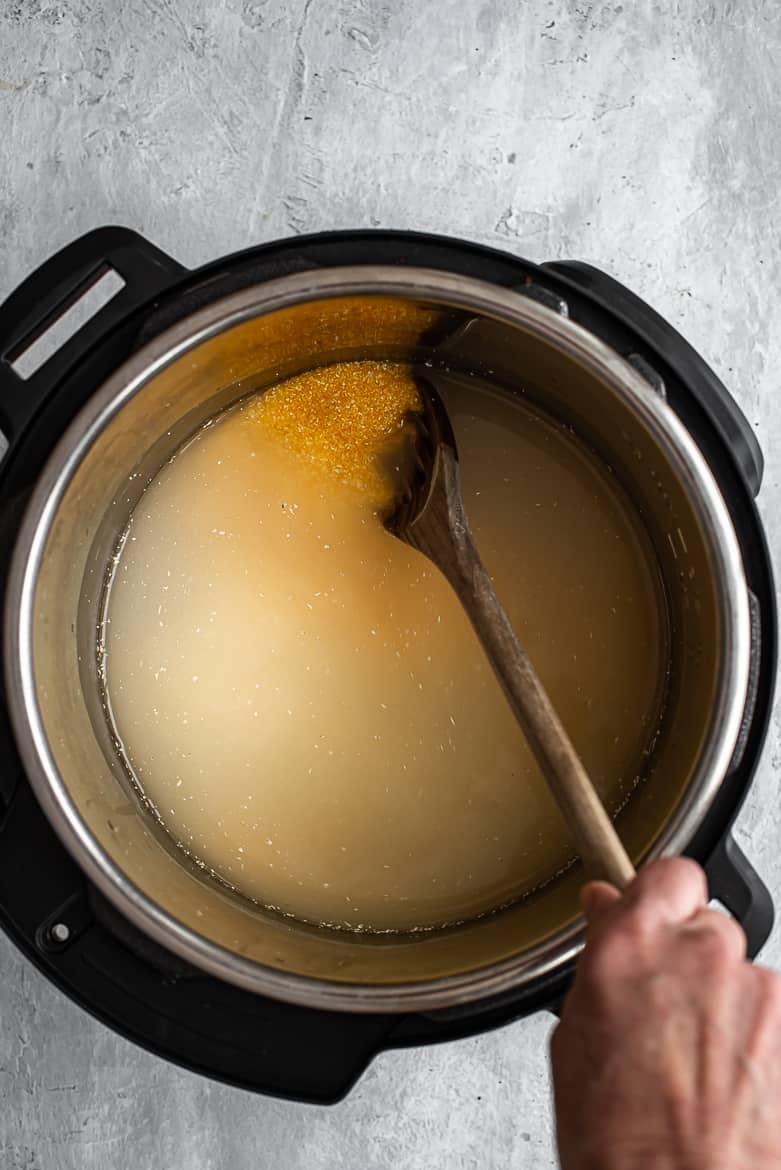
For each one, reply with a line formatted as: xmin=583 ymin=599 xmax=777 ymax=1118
xmin=1 ymin=1 xmax=780 ymax=1167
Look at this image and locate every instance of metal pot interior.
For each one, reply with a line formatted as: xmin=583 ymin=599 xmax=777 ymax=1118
xmin=7 ymin=270 xmax=749 ymax=1011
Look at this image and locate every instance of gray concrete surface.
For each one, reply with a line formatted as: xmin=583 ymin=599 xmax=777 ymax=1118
xmin=1 ymin=1 xmax=780 ymax=1167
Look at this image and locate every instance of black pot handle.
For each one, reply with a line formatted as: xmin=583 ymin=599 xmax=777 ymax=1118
xmin=541 ymin=260 xmax=764 ymax=497
xmin=0 ymin=226 xmax=186 ymax=448
xmin=705 ymin=833 xmax=774 ymax=959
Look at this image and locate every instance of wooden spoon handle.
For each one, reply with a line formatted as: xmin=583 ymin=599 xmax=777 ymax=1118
xmin=455 ymin=553 xmax=636 ymax=890
xmin=413 ymin=449 xmax=635 ymax=890
xmin=406 ymin=437 xmax=636 ymax=884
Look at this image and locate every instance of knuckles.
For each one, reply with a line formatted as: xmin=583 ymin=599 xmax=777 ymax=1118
xmin=680 ymin=911 xmax=746 ymax=969
xmin=577 ymin=906 xmax=746 ymax=996
xmin=630 ymin=856 xmax=708 ymax=906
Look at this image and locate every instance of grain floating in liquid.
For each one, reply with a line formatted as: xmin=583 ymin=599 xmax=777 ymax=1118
xmin=244 ymin=360 xmax=422 ymax=511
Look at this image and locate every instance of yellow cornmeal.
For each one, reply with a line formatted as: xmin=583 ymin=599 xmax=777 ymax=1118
xmin=243 ymin=360 xmax=421 ymax=509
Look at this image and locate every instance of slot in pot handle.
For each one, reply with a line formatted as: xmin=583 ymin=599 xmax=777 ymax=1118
xmin=541 ymin=260 xmax=764 ymax=497
xmin=705 ymin=833 xmax=774 ymax=959
xmin=0 ymin=226 xmax=186 ymax=449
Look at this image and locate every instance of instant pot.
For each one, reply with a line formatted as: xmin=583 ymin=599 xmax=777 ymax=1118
xmin=0 ymin=228 xmax=775 ymax=1102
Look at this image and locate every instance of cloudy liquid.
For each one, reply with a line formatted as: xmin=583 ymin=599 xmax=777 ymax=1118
xmin=102 ymin=368 xmax=667 ymax=931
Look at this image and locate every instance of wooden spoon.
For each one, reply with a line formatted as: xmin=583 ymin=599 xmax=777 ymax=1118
xmin=384 ymin=373 xmax=636 ymax=891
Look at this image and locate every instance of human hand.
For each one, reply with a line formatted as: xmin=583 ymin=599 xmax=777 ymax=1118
xmin=550 ymin=858 xmax=781 ymax=1170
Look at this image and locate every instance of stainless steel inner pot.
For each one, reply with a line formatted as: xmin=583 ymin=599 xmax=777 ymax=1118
xmin=3 ymin=268 xmax=750 ymax=1012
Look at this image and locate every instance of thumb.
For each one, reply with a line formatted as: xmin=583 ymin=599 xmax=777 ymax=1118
xmin=581 ymin=880 xmax=622 ymax=924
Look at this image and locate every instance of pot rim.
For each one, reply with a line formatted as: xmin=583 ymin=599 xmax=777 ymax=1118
xmin=3 ymin=265 xmax=751 ymax=1013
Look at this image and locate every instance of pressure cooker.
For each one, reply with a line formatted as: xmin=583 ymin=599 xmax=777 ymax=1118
xmin=0 ymin=228 xmax=775 ymax=1101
